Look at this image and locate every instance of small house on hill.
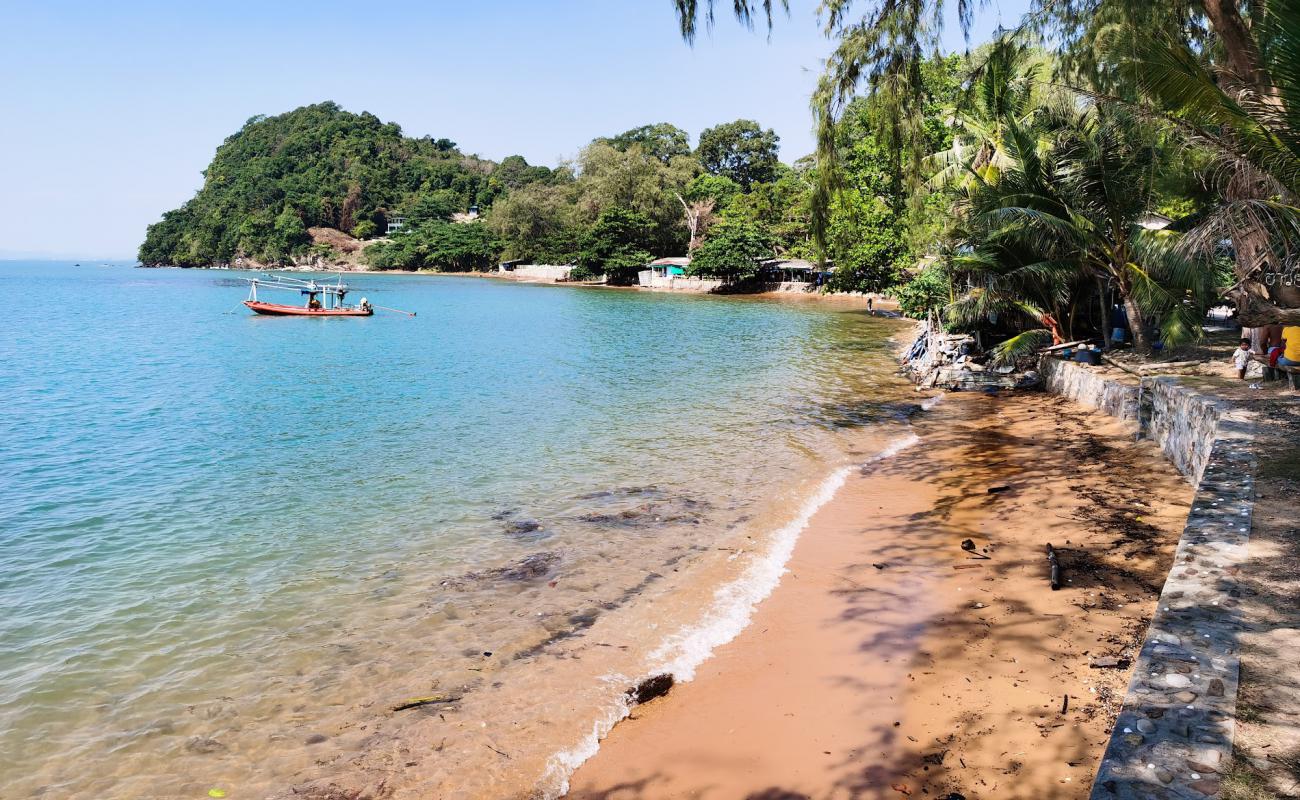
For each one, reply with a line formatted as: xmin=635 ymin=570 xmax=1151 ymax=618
xmin=386 ymin=215 xmax=406 ymax=235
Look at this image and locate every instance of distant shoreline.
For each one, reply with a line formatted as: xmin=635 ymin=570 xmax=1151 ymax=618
xmin=138 ymin=262 xmax=901 ymax=311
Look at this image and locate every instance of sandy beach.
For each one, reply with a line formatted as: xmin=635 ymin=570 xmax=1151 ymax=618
xmin=566 ymin=391 xmax=1194 ymax=800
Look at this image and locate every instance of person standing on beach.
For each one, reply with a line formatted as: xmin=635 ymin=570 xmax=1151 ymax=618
xmin=868 ymin=296 xmax=874 ymax=315
xmin=1234 ymin=338 xmax=1253 ymax=378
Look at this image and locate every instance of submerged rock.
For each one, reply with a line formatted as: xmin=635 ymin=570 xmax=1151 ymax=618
xmin=184 ymin=736 xmax=227 ymax=755
xmin=447 ymin=552 xmax=561 ymax=587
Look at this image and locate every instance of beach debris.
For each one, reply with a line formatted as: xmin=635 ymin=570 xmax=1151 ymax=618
xmin=1061 ymin=694 xmax=1070 ymax=714
xmin=1046 ymin=544 xmax=1062 ymax=590
xmin=960 ymin=539 xmax=977 ymax=552
xmin=987 ymin=485 xmax=1011 ymax=494
xmin=208 ymin=790 xmax=227 ymax=798
xmin=626 ymin=673 xmax=674 ymax=705
xmin=485 ymin=744 xmax=511 ymax=759
xmin=943 ymin=794 xmax=967 ymax=800
xmin=873 ymin=562 xmax=888 ymax=570
xmin=306 ymin=733 xmax=328 ymax=745
xmin=392 ymin=694 xmax=461 ymax=712
xmin=922 ymin=750 xmax=948 ymax=765
xmin=953 ymin=564 xmax=984 ymax=570
xmin=890 ymin=783 xmax=913 ymax=795
xmin=1089 ymin=656 xmax=1131 ymax=669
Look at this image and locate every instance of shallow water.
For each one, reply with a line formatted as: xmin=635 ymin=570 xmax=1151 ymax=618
xmin=0 ymin=263 xmax=915 ymax=799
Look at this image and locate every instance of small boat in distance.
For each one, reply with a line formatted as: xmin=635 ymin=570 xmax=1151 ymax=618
xmin=242 ymin=275 xmax=373 ymax=317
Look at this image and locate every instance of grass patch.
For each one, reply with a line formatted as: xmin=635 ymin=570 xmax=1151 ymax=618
xmin=1223 ymin=759 xmax=1281 ymax=800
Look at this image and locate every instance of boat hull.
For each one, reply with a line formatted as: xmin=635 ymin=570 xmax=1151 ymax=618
xmin=243 ymin=301 xmax=372 ymax=317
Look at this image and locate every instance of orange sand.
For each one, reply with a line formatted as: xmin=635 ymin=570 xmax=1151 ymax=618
xmin=566 ymin=392 xmax=1193 ymax=800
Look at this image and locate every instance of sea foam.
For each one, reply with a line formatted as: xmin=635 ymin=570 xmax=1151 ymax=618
xmin=544 ymin=432 xmax=922 ymax=797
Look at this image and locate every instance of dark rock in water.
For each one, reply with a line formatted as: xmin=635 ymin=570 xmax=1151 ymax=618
xmin=495 ymin=552 xmax=559 ymax=581
xmin=305 ymin=733 xmax=328 ymax=745
xmin=627 ymin=673 xmax=674 ymax=705
xmin=452 ymin=552 xmax=561 ymax=586
xmin=578 ymin=502 xmax=703 ymax=527
xmin=505 ymin=519 xmax=543 ymax=534
xmin=184 ymin=736 xmax=227 ymax=755
xmin=489 ymin=508 xmax=519 ymax=521
xmin=576 ymin=486 xmax=664 ymax=500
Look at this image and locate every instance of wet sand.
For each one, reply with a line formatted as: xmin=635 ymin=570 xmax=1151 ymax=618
xmin=566 ymin=392 xmax=1194 ymax=800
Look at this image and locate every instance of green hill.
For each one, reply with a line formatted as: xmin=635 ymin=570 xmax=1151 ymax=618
xmin=138 ymin=102 xmax=499 ymax=267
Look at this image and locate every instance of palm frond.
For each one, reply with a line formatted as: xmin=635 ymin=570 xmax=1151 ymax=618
xmin=991 ymin=329 xmax=1054 ymax=365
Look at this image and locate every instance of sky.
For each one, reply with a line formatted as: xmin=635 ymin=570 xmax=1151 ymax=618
xmin=0 ymin=0 xmax=1030 ymax=259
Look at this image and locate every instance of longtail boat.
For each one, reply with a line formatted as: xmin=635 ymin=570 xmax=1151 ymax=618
xmin=242 ymin=275 xmax=373 ymax=317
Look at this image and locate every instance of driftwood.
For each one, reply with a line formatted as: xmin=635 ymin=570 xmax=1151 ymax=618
xmin=392 ymin=694 xmax=461 ymax=712
xmin=1046 ymin=544 xmax=1062 ymax=590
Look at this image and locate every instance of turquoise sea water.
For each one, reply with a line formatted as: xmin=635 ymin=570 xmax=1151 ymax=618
xmin=0 ymin=262 xmax=910 ymax=799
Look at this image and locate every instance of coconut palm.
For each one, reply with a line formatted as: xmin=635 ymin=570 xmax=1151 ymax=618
xmin=1123 ymin=0 xmax=1300 ymax=324
xmin=948 ymin=105 xmax=1216 ymax=353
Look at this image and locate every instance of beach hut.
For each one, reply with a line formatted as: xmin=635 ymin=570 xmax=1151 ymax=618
xmin=639 ymin=257 xmax=691 ymax=287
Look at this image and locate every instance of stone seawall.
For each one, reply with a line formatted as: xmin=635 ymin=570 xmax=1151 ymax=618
xmin=1041 ymin=358 xmax=1255 ymax=800
xmin=1041 ymin=359 xmax=1242 ymax=483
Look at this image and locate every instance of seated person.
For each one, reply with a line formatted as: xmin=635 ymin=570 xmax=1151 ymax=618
xmin=1280 ymin=325 xmax=1300 ymax=367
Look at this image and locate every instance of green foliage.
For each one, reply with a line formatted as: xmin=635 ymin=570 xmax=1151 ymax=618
xmin=139 ymin=102 xmax=494 ymax=266
xmin=487 ymin=183 xmax=583 ymax=264
xmin=576 ymin=208 xmax=657 ymax=285
xmin=367 ymin=221 xmax=501 ymax=272
xmin=687 ymin=221 xmax=774 ymax=281
xmin=685 ymin=174 xmax=741 ymax=208
xmin=351 ymin=219 xmax=378 ymax=239
xmin=601 ymin=123 xmax=692 ymax=164
xmin=821 ymin=189 xmax=908 ymax=292
xmin=574 ymin=142 xmax=695 ymax=256
xmin=494 ymin=155 xmax=557 ymax=189
xmin=697 ymin=120 xmax=781 ymax=191
xmin=890 ymin=264 xmax=952 ymax=318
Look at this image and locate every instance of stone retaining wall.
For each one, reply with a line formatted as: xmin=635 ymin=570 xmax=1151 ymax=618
xmin=1040 ymin=358 xmax=1255 ymax=800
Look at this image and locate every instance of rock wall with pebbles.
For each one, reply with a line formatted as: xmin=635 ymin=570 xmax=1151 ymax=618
xmin=1041 ymin=358 xmax=1256 ymax=800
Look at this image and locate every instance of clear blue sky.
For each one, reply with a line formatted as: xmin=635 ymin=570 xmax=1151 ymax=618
xmin=0 ymin=0 xmax=1030 ymax=259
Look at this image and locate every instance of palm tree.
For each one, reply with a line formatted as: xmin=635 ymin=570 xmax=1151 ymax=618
xmin=672 ymin=0 xmax=1277 ymax=257
xmin=949 ymin=105 xmax=1215 ymax=353
xmin=1123 ymin=0 xmax=1300 ymax=325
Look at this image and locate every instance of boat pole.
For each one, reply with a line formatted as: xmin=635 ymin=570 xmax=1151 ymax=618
xmin=375 ymin=305 xmax=417 ymax=316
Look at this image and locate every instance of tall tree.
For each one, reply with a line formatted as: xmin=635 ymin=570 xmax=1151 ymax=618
xmin=696 ymin=119 xmax=781 ymax=190
xmin=602 ymin=123 xmax=693 ymax=164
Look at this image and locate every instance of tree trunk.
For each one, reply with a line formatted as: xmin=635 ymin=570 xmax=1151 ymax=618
xmin=1121 ymin=291 xmax=1151 ymax=354
xmin=1202 ymin=0 xmax=1270 ymax=93
xmin=1098 ymin=279 xmax=1111 ymax=350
